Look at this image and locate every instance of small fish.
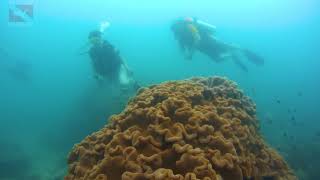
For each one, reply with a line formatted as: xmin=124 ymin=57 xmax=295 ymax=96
xmin=276 ymin=99 xmax=281 ymax=104
xmin=283 ymin=132 xmax=288 ymax=137
xmin=291 ymin=117 xmax=297 ymax=125
xmin=315 ymin=131 xmax=320 ymax=137
xmin=293 ymin=109 xmax=297 ymax=113
xmin=297 ymin=91 xmax=303 ymax=97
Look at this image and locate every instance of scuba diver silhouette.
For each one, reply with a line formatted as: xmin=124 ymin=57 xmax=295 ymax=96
xmin=87 ymin=30 xmax=140 ymax=90
xmin=171 ymin=17 xmax=264 ymax=72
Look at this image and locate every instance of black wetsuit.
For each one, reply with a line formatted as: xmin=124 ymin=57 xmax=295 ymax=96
xmin=89 ymin=40 xmax=122 ymax=82
xmin=197 ymin=31 xmax=230 ymax=61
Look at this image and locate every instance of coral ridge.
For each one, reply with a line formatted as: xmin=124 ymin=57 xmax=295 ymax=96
xmin=66 ymin=76 xmax=296 ymax=180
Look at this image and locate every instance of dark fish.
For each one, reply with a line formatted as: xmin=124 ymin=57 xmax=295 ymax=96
xmin=293 ymin=109 xmax=297 ymax=113
xmin=297 ymin=91 xmax=303 ymax=97
xmin=291 ymin=116 xmax=296 ymax=121
xmin=315 ymin=131 xmax=320 ymax=137
xmin=283 ymin=132 xmax=288 ymax=137
xmin=276 ymin=99 xmax=281 ymax=104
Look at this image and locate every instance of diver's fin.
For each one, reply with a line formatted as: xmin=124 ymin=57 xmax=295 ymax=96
xmin=242 ymin=49 xmax=264 ymax=66
xmin=232 ymin=54 xmax=248 ymax=72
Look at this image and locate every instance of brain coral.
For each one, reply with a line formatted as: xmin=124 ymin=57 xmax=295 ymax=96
xmin=65 ymin=76 xmax=296 ymax=180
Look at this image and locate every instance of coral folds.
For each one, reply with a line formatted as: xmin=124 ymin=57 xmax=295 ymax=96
xmin=65 ymin=77 xmax=296 ymax=180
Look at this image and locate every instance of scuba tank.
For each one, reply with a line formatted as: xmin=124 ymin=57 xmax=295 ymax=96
xmin=195 ymin=19 xmax=216 ymax=34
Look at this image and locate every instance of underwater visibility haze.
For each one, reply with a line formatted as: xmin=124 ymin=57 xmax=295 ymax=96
xmin=0 ymin=0 xmax=320 ymax=179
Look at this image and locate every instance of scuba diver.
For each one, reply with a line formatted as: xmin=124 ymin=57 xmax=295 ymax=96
xmin=0 ymin=48 xmax=32 ymax=81
xmin=171 ymin=17 xmax=264 ymax=72
xmin=87 ymin=30 xmax=140 ymax=89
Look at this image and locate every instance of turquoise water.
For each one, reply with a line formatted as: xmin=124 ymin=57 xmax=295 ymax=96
xmin=0 ymin=0 xmax=319 ymax=179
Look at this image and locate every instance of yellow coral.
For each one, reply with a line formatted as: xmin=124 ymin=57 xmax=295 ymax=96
xmin=65 ymin=76 xmax=296 ymax=180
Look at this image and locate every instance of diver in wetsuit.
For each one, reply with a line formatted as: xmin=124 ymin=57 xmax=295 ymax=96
xmin=171 ymin=17 xmax=264 ymax=72
xmin=88 ymin=30 xmax=122 ymax=83
xmin=88 ymin=30 xmax=140 ymax=89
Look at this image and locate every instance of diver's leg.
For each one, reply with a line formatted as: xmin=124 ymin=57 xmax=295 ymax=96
xmin=231 ymin=54 xmax=248 ymax=72
xmin=185 ymin=48 xmax=194 ymax=60
xmin=216 ymin=52 xmax=233 ymax=62
xmin=242 ymin=49 xmax=265 ymax=65
xmin=197 ymin=36 xmax=237 ymax=63
xmin=197 ymin=40 xmax=220 ymax=62
xmin=222 ymin=42 xmax=265 ymax=66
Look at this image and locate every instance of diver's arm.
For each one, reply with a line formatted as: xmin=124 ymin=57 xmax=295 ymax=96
xmin=89 ymin=49 xmax=98 ymax=62
xmin=89 ymin=49 xmax=103 ymax=79
xmin=121 ymin=58 xmax=130 ymax=71
xmin=90 ymin=59 xmax=102 ymax=79
xmin=77 ymin=42 xmax=91 ymax=55
xmin=118 ymin=55 xmax=133 ymax=75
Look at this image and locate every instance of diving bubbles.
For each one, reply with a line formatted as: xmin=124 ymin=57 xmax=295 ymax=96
xmin=99 ymin=21 xmax=111 ymax=33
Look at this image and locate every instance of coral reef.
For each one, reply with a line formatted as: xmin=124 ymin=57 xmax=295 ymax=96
xmin=65 ymin=76 xmax=296 ymax=180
